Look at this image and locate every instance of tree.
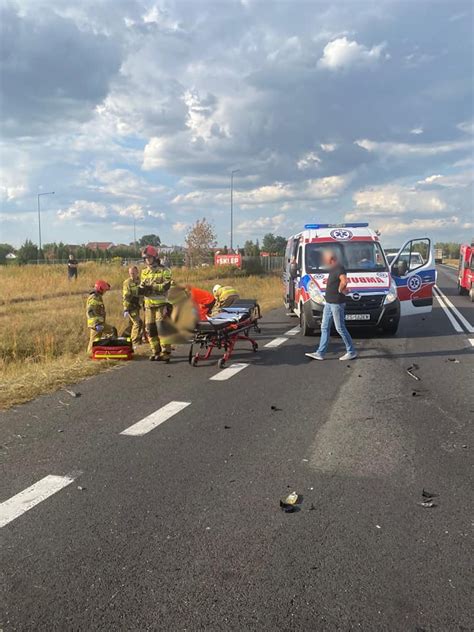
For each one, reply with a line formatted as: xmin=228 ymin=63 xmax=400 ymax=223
xmin=262 ymin=233 xmax=287 ymax=255
xmin=139 ymin=234 xmax=161 ymax=247
xmin=243 ymin=240 xmax=260 ymax=256
xmin=185 ymin=218 xmax=217 ymax=266
xmin=0 ymin=243 xmax=15 ymax=264
xmin=17 ymin=239 xmax=38 ymax=264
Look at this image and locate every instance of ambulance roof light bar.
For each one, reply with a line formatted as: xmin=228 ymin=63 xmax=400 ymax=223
xmin=304 ymin=223 xmax=369 ymax=229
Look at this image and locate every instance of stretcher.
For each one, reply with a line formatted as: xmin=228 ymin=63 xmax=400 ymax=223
xmin=189 ymin=299 xmax=261 ymax=368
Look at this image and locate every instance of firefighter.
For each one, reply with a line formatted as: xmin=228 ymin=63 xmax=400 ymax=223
xmin=211 ymin=284 xmax=239 ymax=315
xmin=140 ymin=245 xmax=173 ymax=361
xmin=86 ymin=280 xmax=117 ymax=353
xmin=122 ymin=266 xmax=143 ymax=347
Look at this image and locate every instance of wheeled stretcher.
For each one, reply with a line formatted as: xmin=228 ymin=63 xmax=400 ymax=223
xmin=189 ymin=299 xmax=261 ymax=368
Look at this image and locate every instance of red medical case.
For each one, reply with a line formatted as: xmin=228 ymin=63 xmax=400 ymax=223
xmin=91 ymin=337 xmax=133 ymax=361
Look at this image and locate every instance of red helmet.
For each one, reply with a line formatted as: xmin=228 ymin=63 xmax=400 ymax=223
xmin=142 ymin=245 xmax=159 ymax=259
xmin=94 ymin=280 xmax=111 ymax=294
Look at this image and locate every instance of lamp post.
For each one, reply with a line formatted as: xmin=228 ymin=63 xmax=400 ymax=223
xmin=230 ymin=169 xmax=240 ymax=252
xmin=37 ymin=191 xmax=55 ymax=264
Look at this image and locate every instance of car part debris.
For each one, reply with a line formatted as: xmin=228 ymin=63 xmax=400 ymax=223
xmin=271 ymin=405 xmax=282 ymax=411
xmin=280 ymin=491 xmax=300 ymax=512
xmin=224 ymin=425 xmax=231 ymax=429
xmin=406 ymin=366 xmax=420 ymax=381
xmin=64 ymin=389 xmax=81 ymax=398
xmin=422 ymin=488 xmax=437 ymax=499
xmin=419 ymin=500 xmax=437 ymax=508
xmin=447 ymin=358 xmax=460 ymax=363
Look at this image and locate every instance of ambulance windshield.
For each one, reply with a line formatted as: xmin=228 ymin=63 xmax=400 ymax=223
xmin=305 ymin=241 xmax=387 ymax=273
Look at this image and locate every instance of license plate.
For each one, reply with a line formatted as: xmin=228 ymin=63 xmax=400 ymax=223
xmin=345 ymin=313 xmax=370 ymax=321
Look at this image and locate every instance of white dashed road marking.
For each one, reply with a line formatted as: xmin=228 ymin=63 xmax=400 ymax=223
xmin=469 ymin=339 xmax=474 ymax=347
xmin=0 ymin=474 xmax=78 ymax=529
xmin=120 ymin=401 xmax=191 ymax=436
xmin=285 ymin=326 xmax=300 ymax=336
xmin=210 ymin=363 xmax=249 ymax=381
xmin=264 ymin=337 xmax=288 ymax=348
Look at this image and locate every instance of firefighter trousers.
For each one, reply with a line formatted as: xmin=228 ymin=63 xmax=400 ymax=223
xmin=88 ymin=323 xmax=117 ymax=353
xmin=144 ymin=305 xmax=172 ymax=356
xmin=122 ymin=311 xmax=144 ymax=345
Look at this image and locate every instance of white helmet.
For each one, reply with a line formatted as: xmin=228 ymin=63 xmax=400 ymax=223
xmin=213 ymin=284 xmax=222 ymax=295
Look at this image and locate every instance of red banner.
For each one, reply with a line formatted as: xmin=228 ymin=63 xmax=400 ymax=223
xmin=214 ymin=253 xmax=242 ymax=268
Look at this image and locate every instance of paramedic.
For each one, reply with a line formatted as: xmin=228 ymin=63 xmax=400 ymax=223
xmin=122 ymin=266 xmax=143 ymax=346
xmin=305 ymin=249 xmax=357 ymax=362
xmin=188 ymin=286 xmax=215 ymax=320
xmin=211 ymin=284 xmax=239 ymax=315
xmin=86 ymin=280 xmax=117 ymax=353
xmin=140 ymin=245 xmax=173 ymax=361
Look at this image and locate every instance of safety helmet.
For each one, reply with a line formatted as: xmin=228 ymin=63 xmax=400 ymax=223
xmin=142 ymin=245 xmax=159 ymax=259
xmin=94 ymin=280 xmax=111 ymax=294
xmin=212 ymin=284 xmax=222 ymax=295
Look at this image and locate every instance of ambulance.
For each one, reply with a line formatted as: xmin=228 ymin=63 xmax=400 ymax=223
xmin=283 ymin=223 xmax=435 ymax=335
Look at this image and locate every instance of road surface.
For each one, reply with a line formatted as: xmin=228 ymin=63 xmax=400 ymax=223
xmin=1 ymin=266 xmax=473 ymax=631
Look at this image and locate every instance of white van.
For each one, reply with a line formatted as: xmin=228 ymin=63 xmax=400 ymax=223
xmin=283 ymin=223 xmax=435 ymax=335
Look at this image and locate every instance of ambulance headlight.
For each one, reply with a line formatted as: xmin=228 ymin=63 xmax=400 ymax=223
xmin=384 ymin=280 xmax=398 ymax=305
xmin=308 ymin=281 xmax=325 ymax=305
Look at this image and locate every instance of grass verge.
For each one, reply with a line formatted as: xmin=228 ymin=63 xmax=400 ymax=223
xmin=0 ymin=266 xmax=283 ymax=409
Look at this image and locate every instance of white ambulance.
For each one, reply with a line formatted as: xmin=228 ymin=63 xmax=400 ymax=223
xmin=283 ymin=223 xmax=435 ymax=335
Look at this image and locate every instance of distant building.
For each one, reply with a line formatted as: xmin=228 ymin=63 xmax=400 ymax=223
xmin=86 ymin=242 xmax=114 ymax=251
xmin=5 ymin=252 xmax=17 ymax=260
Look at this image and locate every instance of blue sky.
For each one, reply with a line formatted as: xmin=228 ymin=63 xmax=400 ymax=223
xmin=1 ymin=0 xmax=473 ymax=248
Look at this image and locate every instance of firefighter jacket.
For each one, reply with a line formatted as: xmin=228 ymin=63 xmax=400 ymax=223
xmin=140 ymin=265 xmax=172 ymax=307
xmin=214 ymin=286 xmax=238 ymax=303
xmin=122 ymin=278 xmax=141 ymax=313
xmin=86 ymin=291 xmax=106 ymax=329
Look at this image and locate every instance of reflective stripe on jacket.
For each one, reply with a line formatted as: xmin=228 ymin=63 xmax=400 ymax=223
xmin=86 ymin=291 xmax=106 ymax=329
xmin=215 ymin=286 xmax=238 ymax=302
xmin=122 ymin=278 xmax=141 ymax=312
xmin=140 ymin=266 xmax=172 ymax=307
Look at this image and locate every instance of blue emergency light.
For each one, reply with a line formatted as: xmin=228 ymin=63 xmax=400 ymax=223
xmin=304 ymin=223 xmax=369 ymax=229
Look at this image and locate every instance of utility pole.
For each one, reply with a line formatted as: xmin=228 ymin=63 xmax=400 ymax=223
xmin=230 ymin=169 xmax=240 ymax=252
xmin=37 ymin=191 xmax=55 ymax=264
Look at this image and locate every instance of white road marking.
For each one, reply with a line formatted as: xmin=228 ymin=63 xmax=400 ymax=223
xmin=434 ymin=290 xmax=463 ymax=333
xmin=469 ymin=339 xmax=474 ymax=347
xmin=120 ymin=401 xmax=191 ymax=436
xmin=284 ymin=326 xmax=300 ymax=336
xmin=434 ymin=286 xmax=474 ymax=333
xmin=264 ymin=337 xmax=288 ymax=348
xmin=0 ymin=474 xmax=77 ymax=529
xmin=210 ymin=363 xmax=249 ymax=381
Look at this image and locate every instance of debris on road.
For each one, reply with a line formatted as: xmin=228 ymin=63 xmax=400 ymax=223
xmin=446 ymin=358 xmax=460 ymax=363
xmin=422 ymin=488 xmax=437 ymax=499
xmin=280 ymin=491 xmax=301 ymax=512
xmin=224 ymin=425 xmax=231 ymax=429
xmin=77 ymin=485 xmax=86 ymax=491
xmin=419 ymin=500 xmax=437 ymax=508
xmin=406 ymin=366 xmax=421 ymax=381
xmin=271 ymin=405 xmax=282 ymax=411
xmin=64 ymin=389 xmax=81 ymax=398
xmin=308 ymin=503 xmax=316 ymax=511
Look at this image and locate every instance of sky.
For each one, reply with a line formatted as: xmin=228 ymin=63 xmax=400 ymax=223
xmin=0 ymin=0 xmax=473 ymax=249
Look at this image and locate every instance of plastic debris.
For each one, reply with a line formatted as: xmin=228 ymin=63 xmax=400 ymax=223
xmin=224 ymin=425 xmax=231 ymax=429
xmin=64 ymin=389 xmax=81 ymax=398
xmin=271 ymin=405 xmax=282 ymax=411
xmin=406 ymin=366 xmax=420 ymax=381
xmin=447 ymin=358 xmax=460 ymax=363
xmin=419 ymin=500 xmax=436 ymax=508
xmin=280 ymin=491 xmax=301 ymax=512
xmin=57 ymin=429 xmax=64 ymax=433
xmin=422 ymin=488 xmax=437 ymax=499
xmin=308 ymin=503 xmax=316 ymax=511
xmin=77 ymin=485 xmax=86 ymax=491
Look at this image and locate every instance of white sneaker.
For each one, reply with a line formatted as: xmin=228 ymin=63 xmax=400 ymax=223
xmin=339 ymin=352 xmax=357 ymax=361
xmin=305 ymin=352 xmax=324 ymax=361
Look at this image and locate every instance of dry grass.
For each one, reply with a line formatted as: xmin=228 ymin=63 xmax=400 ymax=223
xmin=0 ymin=263 xmax=282 ymax=409
xmin=443 ymin=258 xmax=459 ymax=268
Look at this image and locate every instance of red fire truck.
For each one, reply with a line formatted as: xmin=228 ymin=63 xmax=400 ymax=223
xmin=457 ymin=242 xmax=474 ymax=301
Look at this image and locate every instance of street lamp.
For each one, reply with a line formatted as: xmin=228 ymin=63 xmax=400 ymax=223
xmin=230 ymin=169 xmax=240 ymax=252
xmin=37 ymin=191 xmax=55 ymax=264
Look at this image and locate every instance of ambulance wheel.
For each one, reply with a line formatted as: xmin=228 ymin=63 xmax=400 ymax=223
xmin=470 ymin=287 xmax=474 ymax=302
xmin=252 ymin=342 xmax=258 ymax=352
xmin=218 ymin=358 xmax=226 ymax=369
xmin=458 ymin=281 xmax=468 ymax=295
xmin=191 ymin=356 xmax=199 ymax=367
xmin=300 ymin=308 xmax=314 ymax=336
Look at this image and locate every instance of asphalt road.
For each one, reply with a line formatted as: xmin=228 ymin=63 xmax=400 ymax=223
xmin=1 ymin=266 xmax=473 ymax=631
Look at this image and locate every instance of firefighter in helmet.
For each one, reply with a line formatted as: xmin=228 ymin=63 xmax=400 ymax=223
xmin=122 ymin=266 xmax=143 ymax=347
xmin=211 ymin=284 xmax=239 ymax=315
xmin=86 ymin=280 xmax=117 ymax=353
xmin=140 ymin=245 xmax=173 ymax=361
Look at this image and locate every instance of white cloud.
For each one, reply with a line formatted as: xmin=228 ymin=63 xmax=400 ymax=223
xmin=457 ymin=120 xmax=474 ymax=134
xmin=416 ymin=172 xmax=473 ymax=188
xmin=237 ymin=213 xmax=286 ymax=235
xmin=355 ymin=138 xmax=472 ymax=157
xmin=318 ymin=37 xmax=387 ymax=70
xmin=57 ymin=200 xmax=108 ymax=221
xmin=297 ymin=151 xmax=321 ymax=170
xmin=352 ymin=184 xmax=446 ymax=215
xmin=172 ymin=221 xmax=188 ymax=232
xmin=320 ymin=143 xmax=337 ymax=152
xmin=374 ymin=216 xmax=465 ymax=236
xmin=410 ymin=128 xmax=423 ymax=135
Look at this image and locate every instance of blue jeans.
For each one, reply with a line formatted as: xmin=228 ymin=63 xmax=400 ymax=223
xmin=316 ymin=302 xmax=355 ymax=356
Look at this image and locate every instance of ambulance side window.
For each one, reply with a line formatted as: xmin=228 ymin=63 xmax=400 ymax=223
xmin=297 ymin=246 xmax=303 ymax=272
